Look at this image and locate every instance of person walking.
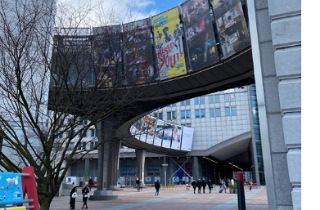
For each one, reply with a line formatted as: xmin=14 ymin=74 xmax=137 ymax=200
xmin=191 ymin=180 xmax=197 ymax=194
xmin=69 ymin=186 xmax=77 ymax=209
xmin=154 ymin=180 xmax=160 ymax=196
xmin=81 ymin=184 xmax=90 ymax=209
xmin=207 ymin=180 xmax=213 ymax=193
xmin=136 ymin=177 xmax=141 ymax=191
xmin=88 ymin=177 xmax=93 ymax=191
xmin=196 ymin=178 xmax=202 ymax=194
xmin=201 ymin=178 xmax=206 ymax=193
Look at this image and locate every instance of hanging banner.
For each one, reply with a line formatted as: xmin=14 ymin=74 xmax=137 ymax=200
xmin=180 ymin=126 xmax=194 ymax=151
xmin=152 ymin=8 xmax=187 ymax=80
xmin=123 ymin=18 xmax=155 ymax=85
xmin=181 ymin=0 xmax=219 ymax=71
xmin=92 ymin=25 xmax=122 ymax=88
xmin=210 ymin=0 xmax=250 ymax=59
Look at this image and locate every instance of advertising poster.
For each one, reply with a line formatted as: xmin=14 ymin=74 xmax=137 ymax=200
xmin=152 ymin=8 xmax=187 ymax=80
xmin=210 ymin=0 xmax=250 ymax=59
xmin=0 ymin=173 xmax=23 ymax=205
xmin=170 ymin=125 xmax=182 ymax=150
xmin=92 ymin=25 xmax=122 ymax=88
xmin=180 ymin=126 xmax=194 ymax=151
xmin=153 ymin=120 xmax=165 ymax=147
xmin=181 ymin=0 xmax=219 ymax=71
xmin=130 ymin=118 xmax=144 ymax=141
xmin=142 ymin=115 xmax=157 ymax=144
xmin=123 ymin=19 xmax=156 ymax=85
xmin=51 ymin=37 xmax=94 ymax=88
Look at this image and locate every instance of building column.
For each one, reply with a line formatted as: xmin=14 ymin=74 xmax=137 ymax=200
xmin=192 ymin=156 xmax=200 ymax=180
xmin=135 ymin=149 xmax=146 ymax=186
xmin=91 ymin=118 xmax=120 ymax=200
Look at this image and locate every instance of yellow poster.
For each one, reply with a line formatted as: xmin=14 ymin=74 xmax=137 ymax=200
xmin=152 ymin=8 xmax=187 ymax=80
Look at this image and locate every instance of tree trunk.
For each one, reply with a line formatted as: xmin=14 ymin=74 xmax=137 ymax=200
xmin=39 ymin=197 xmax=53 ymax=210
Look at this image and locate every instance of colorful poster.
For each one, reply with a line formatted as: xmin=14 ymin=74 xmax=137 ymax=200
xmin=152 ymin=8 xmax=187 ymax=80
xmin=92 ymin=25 xmax=122 ymax=88
xmin=123 ymin=19 xmax=156 ymax=85
xmin=210 ymin=0 xmax=250 ymax=59
xmin=180 ymin=126 xmax=194 ymax=151
xmin=181 ymin=0 xmax=220 ymax=71
xmin=0 ymin=173 xmax=23 ymax=205
xmin=170 ymin=125 xmax=182 ymax=150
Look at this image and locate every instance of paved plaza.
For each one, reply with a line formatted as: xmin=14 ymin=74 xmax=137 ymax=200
xmin=50 ymin=185 xmax=269 ymax=210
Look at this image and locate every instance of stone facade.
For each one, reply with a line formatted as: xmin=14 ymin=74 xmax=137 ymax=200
xmin=247 ymin=0 xmax=301 ymax=209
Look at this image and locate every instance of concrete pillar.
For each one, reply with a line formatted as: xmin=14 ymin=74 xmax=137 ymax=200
xmin=91 ymin=118 xmax=120 ymax=200
xmin=135 ymin=149 xmax=146 ymax=186
xmin=192 ymin=156 xmax=200 ymax=180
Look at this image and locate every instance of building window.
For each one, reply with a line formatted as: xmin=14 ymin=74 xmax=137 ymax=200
xmin=82 ymin=142 xmax=87 ymax=150
xmin=180 ymin=110 xmax=191 ymax=119
xmin=167 ymin=111 xmax=177 ymax=120
xmin=225 ymin=106 xmax=237 ymax=116
xmin=180 ymin=99 xmax=190 ymax=106
xmin=209 ymin=108 xmax=221 ymax=117
xmin=195 ymin=108 xmax=205 ymax=118
xmin=194 ymin=96 xmax=205 ymax=105
xmin=90 ymin=129 xmax=95 ymax=137
xmin=170 ymin=103 xmax=177 ymax=107
xmin=154 ymin=112 xmax=163 ymax=120
xmin=224 ymin=93 xmax=235 ymax=102
xmin=181 ymin=123 xmax=192 ymax=127
xmin=209 ymin=94 xmax=220 ymax=104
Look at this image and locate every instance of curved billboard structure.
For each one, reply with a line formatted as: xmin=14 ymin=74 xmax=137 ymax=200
xmin=48 ymin=0 xmax=253 ymax=154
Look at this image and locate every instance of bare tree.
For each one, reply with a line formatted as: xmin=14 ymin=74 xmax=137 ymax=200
xmin=0 ymin=0 xmax=151 ymax=210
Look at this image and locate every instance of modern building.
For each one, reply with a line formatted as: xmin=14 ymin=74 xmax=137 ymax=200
xmin=68 ymin=84 xmax=264 ymax=187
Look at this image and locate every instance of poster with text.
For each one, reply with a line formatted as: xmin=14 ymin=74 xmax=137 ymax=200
xmin=181 ymin=0 xmax=219 ymax=71
xmin=180 ymin=126 xmax=194 ymax=151
xmin=123 ymin=19 xmax=156 ymax=85
xmin=170 ymin=125 xmax=182 ymax=150
xmin=152 ymin=8 xmax=187 ymax=80
xmin=0 ymin=173 xmax=23 ymax=205
xmin=210 ymin=0 xmax=250 ymax=59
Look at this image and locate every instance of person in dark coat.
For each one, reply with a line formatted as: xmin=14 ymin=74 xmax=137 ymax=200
xmin=201 ymin=178 xmax=206 ymax=193
xmin=69 ymin=186 xmax=77 ymax=209
xmin=82 ymin=184 xmax=90 ymax=209
xmin=191 ymin=180 xmax=197 ymax=194
xmin=207 ymin=180 xmax=213 ymax=193
xmin=88 ymin=177 xmax=94 ymax=191
xmin=154 ymin=180 xmax=160 ymax=196
xmin=196 ymin=178 xmax=202 ymax=194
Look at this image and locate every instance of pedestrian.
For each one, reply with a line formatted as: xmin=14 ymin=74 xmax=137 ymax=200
xmin=88 ymin=177 xmax=93 ymax=191
xmin=69 ymin=186 xmax=77 ymax=209
xmin=154 ymin=180 xmax=160 ymax=196
xmin=201 ymin=178 xmax=206 ymax=193
xmin=191 ymin=180 xmax=197 ymax=194
xmin=81 ymin=184 xmax=90 ymax=209
xmin=207 ymin=180 xmax=213 ymax=193
xmin=249 ymin=179 xmax=253 ymax=190
xmin=196 ymin=178 xmax=202 ymax=194
xmin=136 ymin=177 xmax=141 ymax=191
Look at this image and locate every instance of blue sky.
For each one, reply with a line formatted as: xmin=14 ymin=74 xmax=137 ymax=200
xmin=57 ymin=0 xmax=187 ymax=26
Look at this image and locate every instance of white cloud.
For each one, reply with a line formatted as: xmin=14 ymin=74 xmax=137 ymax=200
xmin=56 ymin=0 xmax=158 ymax=27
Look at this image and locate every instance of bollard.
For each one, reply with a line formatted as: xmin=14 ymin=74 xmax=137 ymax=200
xmin=236 ymin=172 xmax=246 ymax=210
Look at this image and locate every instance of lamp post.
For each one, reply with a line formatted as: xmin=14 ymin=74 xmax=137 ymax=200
xmin=162 ymin=163 xmax=168 ymax=189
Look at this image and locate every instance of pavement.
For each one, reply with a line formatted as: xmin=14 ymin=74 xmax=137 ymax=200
xmin=50 ymin=185 xmax=269 ymax=210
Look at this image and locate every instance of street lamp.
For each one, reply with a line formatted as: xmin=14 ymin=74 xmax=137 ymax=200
xmin=162 ymin=163 xmax=168 ymax=189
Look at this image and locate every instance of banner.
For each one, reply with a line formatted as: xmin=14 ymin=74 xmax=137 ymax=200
xmin=211 ymin=0 xmax=250 ymax=59
xmin=92 ymin=25 xmax=122 ymax=88
xmin=181 ymin=0 xmax=219 ymax=71
xmin=0 ymin=173 xmax=23 ymax=205
xmin=180 ymin=126 xmax=194 ymax=151
xmin=123 ymin=19 xmax=155 ymax=85
xmin=152 ymin=8 xmax=187 ymax=80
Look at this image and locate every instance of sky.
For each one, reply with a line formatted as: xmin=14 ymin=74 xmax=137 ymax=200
xmin=57 ymin=0 xmax=186 ymax=26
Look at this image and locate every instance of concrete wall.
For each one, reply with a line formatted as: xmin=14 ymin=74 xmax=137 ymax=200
xmin=247 ymin=0 xmax=301 ymax=209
